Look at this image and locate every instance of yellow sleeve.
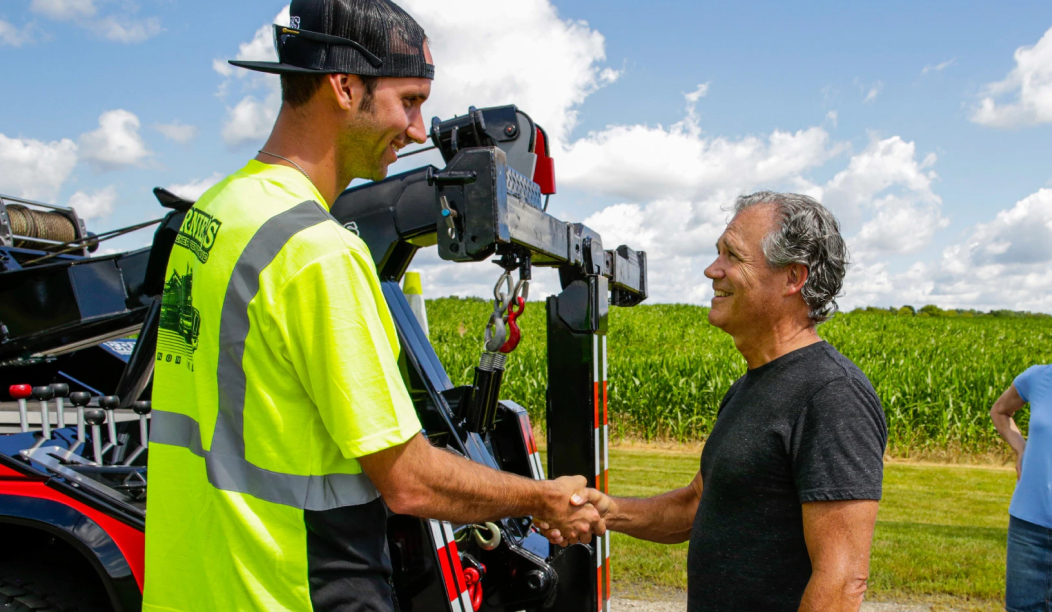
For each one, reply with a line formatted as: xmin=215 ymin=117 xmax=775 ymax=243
xmin=277 ymin=248 xmax=421 ymax=459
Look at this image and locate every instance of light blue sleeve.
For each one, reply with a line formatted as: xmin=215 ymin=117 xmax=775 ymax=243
xmin=1014 ymin=366 xmax=1042 ymax=403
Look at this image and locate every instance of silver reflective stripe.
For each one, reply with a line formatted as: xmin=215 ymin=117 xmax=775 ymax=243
xmin=151 ymin=200 xmax=381 ymax=511
xmin=213 ymin=201 xmax=331 ymax=459
xmin=152 ymin=410 xmax=381 ymax=510
xmin=151 ymin=410 xmax=204 ymax=454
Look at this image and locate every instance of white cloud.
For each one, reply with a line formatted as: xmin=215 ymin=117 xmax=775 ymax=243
xmin=95 ymin=15 xmax=161 ymax=43
xmin=154 ymin=121 xmax=198 ymax=144
xmin=560 ymin=90 xmax=845 ymax=203
xmin=166 ymin=173 xmax=224 ymax=201
xmin=29 ymin=0 xmax=160 ymax=44
xmin=214 ymin=7 xmax=288 ymax=148
xmin=29 ymin=0 xmax=96 ymax=21
xmin=852 ymin=195 xmax=950 ymax=255
xmin=820 ymin=135 xmax=939 ymax=222
xmin=840 ymin=187 xmax=1052 ymax=313
xmin=826 ymin=110 xmax=838 ymax=128
xmin=221 ymin=94 xmax=280 ymax=148
xmin=971 ymin=26 xmax=1052 ymax=128
xmin=863 ymin=81 xmax=883 ymax=104
xmin=921 ymin=58 xmax=957 ymax=75
xmin=684 ymin=82 xmax=710 ymax=103
xmin=68 ymin=185 xmax=117 ymax=220
xmin=404 ymin=0 xmax=619 ymax=149
xmin=953 ymin=188 xmax=1052 ymax=267
xmin=574 ymin=122 xmax=947 ymax=303
xmin=79 ymin=109 xmax=151 ymax=171
xmin=551 ymin=89 xmax=846 ymax=302
xmin=0 ymin=19 xmax=34 ymax=46
xmin=229 ymin=11 xmax=283 ymax=65
xmin=212 ymin=59 xmax=234 ymax=78
xmin=583 ymin=199 xmax=726 ymax=304
xmin=0 ymin=133 xmax=79 ymax=201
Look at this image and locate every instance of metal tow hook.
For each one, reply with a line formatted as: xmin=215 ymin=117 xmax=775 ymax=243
xmin=472 ymin=521 xmax=502 ymax=551
xmin=484 ymin=273 xmax=513 ymax=352
xmin=499 ymin=297 xmax=525 ymax=353
xmin=483 ymin=313 xmax=507 ymax=353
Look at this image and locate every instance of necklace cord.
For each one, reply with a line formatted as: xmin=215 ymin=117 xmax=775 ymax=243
xmin=258 ymin=150 xmax=314 ymax=186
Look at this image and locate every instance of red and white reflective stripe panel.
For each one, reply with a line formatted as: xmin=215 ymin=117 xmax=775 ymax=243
xmin=602 ymin=337 xmax=612 ymax=611
xmin=592 ymin=335 xmax=611 ymax=612
xmin=593 ymin=335 xmax=601 ymax=486
xmin=602 ymin=335 xmax=610 ymax=496
xmin=596 ymin=526 xmax=604 ymax=611
xmin=517 ymin=411 xmax=545 ymax=480
xmin=429 ymin=519 xmax=473 ymax=612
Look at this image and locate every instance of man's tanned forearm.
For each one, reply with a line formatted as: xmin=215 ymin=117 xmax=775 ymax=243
xmin=797 ymin=568 xmax=869 ymax=612
xmin=605 ymin=471 xmax=703 ymax=544
xmin=360 ymin=433 xmax=594 ymax=529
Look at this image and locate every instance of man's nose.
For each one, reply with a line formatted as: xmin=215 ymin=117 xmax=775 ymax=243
xmin=406 ymin=111 xmax=427 ymax=145
xmin=704 ymin=259 xmax=721 ymax=280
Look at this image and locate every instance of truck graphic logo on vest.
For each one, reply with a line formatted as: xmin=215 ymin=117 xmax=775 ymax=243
xmin=158 ymin=265 xmax=201 ymax=369
xmin=175 ymin=208 xmax=222 ymax=264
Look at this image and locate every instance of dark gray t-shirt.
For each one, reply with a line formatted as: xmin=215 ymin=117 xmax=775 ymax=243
xmin=687 ymin=341 xmax=887 ymax=612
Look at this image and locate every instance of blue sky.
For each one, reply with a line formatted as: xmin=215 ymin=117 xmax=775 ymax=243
xmin=2 ymin=0 xmax=1052 ymax=311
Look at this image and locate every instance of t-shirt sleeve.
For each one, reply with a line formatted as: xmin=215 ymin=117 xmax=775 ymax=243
xmin=790 ymin=375 xmax=888 ymax=503
xmin=277 ymin=248 xmax=421 ymax=459
xmin=1015 ymin=366 xmax=1042 ymax=403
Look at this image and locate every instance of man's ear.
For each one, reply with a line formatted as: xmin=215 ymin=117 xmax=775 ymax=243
xmin=328 ymin=73 xmax=359 ymax=111
xmin=785 ymin=263 xmax=809 ymax=297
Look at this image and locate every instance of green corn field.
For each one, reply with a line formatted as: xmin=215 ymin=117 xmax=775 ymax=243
xmin=426 ymin=298 xmax=1052 ymax=457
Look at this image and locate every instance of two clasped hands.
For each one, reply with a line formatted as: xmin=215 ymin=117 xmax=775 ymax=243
xmin=534 ymin=476 xmax=614 ymax=546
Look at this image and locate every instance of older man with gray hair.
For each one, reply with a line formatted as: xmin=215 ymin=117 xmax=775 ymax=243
xmin=541 ymin=192 xmax=887 ymax=611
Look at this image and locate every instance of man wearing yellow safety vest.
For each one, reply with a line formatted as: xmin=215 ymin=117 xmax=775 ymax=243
xmin=142 ymin=1 xmax=606 ymax=610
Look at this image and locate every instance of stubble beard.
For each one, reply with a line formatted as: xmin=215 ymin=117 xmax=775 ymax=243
xmin=338 ymin=105 xmax=388 ymax=184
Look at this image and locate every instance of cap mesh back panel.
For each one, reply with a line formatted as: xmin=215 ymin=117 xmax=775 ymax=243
xmin=283 ymin=0 xmax=431 ymax=78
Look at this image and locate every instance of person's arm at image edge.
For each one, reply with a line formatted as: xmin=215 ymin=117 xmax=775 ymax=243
xmin=990 ymin=383 xmax=1028 ymax=480
xmin=797 ymin=499 xmax=879 ymax=612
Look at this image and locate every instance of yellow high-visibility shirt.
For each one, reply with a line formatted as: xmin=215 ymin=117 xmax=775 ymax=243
xmin=143 ymin=160 xmax=421 ymax=612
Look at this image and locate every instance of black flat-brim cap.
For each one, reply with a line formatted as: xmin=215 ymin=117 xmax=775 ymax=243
xmin=229 ymin=59 xmax=329 ymax=75
xmin=228 ymin=0 xmax=433 ymax=79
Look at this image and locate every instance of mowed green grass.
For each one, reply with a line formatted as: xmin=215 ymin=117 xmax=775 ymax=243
xmin=541 ymin=448 xmax=1016 ymax=610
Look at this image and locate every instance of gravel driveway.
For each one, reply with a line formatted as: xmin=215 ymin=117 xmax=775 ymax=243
xmin=612 ymin=598 xmax=942 ymax=612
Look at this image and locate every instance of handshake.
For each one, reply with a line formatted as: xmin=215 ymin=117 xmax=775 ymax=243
xmin=534 ymin=475 xmax=617 ymax=546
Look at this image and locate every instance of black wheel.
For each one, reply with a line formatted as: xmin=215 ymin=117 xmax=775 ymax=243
xmin=0 ymin=550 xmax=111 ymax=612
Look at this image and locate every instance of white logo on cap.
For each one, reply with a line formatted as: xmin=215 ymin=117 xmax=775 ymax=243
xmin=290 ymin=16 xmax=301 ymax=28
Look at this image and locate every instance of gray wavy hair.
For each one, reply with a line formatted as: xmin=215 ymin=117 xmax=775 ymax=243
xmin=733 ymin=191 xmax=849 ymax=324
